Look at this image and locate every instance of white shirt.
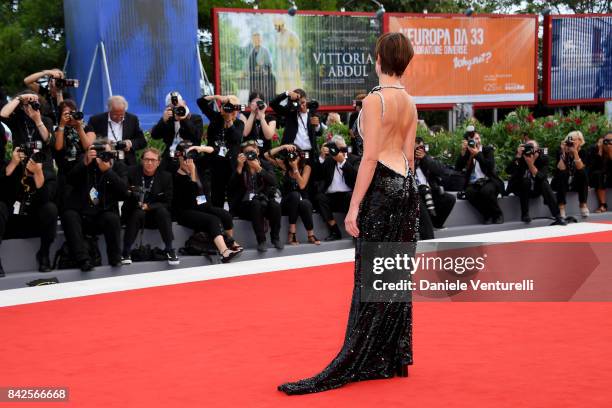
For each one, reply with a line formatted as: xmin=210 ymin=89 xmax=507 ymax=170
xmin=294 ymin=111 xmax=311 ymax=150
xmin=469 ymin=160 xmax=486 ymax=183
xmin=107 ymin=114 xmax=124 ymax=142
xmin=323 ymin=156 xmax=351 ymax=193
xmin=168 ymin=121 xmax=182 ymax=157
xmin=415 ymin=166 xmax=429 ymax=187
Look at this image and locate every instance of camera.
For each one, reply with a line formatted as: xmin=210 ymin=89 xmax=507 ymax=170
xmin=69 ymin=111 xmax=84 ymax=121
xmin=256 ymin=100 xmax=266 ymax=110
xmin=113 ymin=140 xmax=128 ymax=150
xmin=467 ymin=139 xmax=476 ymax=149
xmin=20 ymin=141 xmax=45 ymax=164
xmin=169 ymin=92 xmax=186 ymax=119
xmin=604 ymin=139 xmax=612 ymax=146
xmin=416 ymin=144 xmax=429 ymax=153
xmin=174 ymin=142 xmax=198 ymax=160
xmin=91 ymin=142 xmax=108 ymax=154
xmin=565 ymin=136 xmax=574 ymax=147
xmin=324 ymin=142 xmax=348 ymax=157
xmin=287 ymin=100 xmax=300 ymax=111
xmin=521 ymin=143 xmax=536 ymax=157
xmin=245 ymin=150 xmax=258 ymax=161
xmin=54 ymin=78 xmax=79 ymax=88
xmin=98 ymin=150 xmax=119 ymax=162
xmin=21 ymin=99 xmax=41 ymax=111
xmin=418 ymin=184 xmax=437 ymax=217
xmin=306 ymin=100 xmax=319 ymax=111
xmin=222 ymin=102 xmax=246 ymax=113
xmin=127 ymin=185 xmax=146 ymax=205
xmin=353 ymin=100 xmax=362 ymax=109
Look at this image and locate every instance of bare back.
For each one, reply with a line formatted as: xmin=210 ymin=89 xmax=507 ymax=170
xmin=358 ymin=87 xmax=417 ymax=176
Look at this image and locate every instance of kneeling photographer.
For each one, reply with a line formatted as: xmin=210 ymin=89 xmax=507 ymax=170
xmin=61 ymin=141 xmax=128 ymax=271
xmin=506 ymin=140 xmax=566 ymax=225
xmin=53 ymin=100 xmax=94 ymax=211
xmin=197 ymin=94 xmax=244 ymax=208
xmin=0 ymin=146 xmax=58 ymax=275
xmin=151 ymin=91 xmax=203 ymax=173
xmin=269 ymin=89 xmax=323 ymax=162
xmin=229 ymin=140 xmax=282 ymax=252
xmin=455 ymin=128 xmax=504 ymax=224
xmin=265 ymin=144 xmax=321 ymax=246
xmin=122 ymin=148 xmax=178 ymax=266
xmin=414 ymin=137 xmax=456 ymax=239
xmin=312 ymin=136 xmax=360 ymax=241
xmin=173 ymin=148 xmax=243 ymax=263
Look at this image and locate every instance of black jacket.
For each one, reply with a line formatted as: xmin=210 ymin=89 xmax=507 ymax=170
xmin=196 ymin=97 xmax=243 ymax=164
xmin=0 ymin=163 xmax=56 ymax=209
xmin=455 ymin=145 xmax=504 ymax=193
xmin=87 ymin=112 xmax=146 ymax=166
xmin=269 ymin=93 xmax=321 ymax=155
xmin=505 ymin=154 xmax=550 ymax=195
xmin=65 ymin=159 xmax=128 ymax=215
xmin=415 ymin=155 xmax=447 ymax=190
xmin=150 ymin=113 xmax=203 ymax=167
xmin=123 ymin=166 xmax=173 ymax=215
xmin=228 ymin=159 xmax=277 ymax=213
xmin=172 ymin=166 xmax=213 ymax=216
xmin=312 ymin=153 xmax=360 ymax=194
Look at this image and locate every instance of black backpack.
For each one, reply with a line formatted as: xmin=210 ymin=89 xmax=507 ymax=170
xmin=179 ymin=231 xmax=235 ymax=256
xmin=54 ymin=236 xmax=102 ymax=270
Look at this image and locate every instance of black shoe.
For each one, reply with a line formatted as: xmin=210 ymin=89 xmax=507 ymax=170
xmin=37 ymin=251 xmax=52 ymax=273
xmin=257 ymin=242 xmax=268 ymax=252
xmin=521 ymin=214 xmax=532 ymax=224
xmin=0 ymin=260 xmax=5 ymax=278
xmin=483 ymin=217 xmax=492 ymax=225
xmin=551 ymin=216 xmax=568 ymax=226
xmin=325 ymin=223 xmax=342 ymax=241
xmin=121 ymin=254 xmax=132 ymax=265
xmin=221 ymin=248 xmax=241 ymax=263
xmin=79 ymin=259 xmax=93 ymax=272
xmin=271 ymin=238 xmax=284 ymax=249
xmin=493 ymin=214 xmax=504 ymax=224
xmin=165 ymin=249 xmax=180 ymax=265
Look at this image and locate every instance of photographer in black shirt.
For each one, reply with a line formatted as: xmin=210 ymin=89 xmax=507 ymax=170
xmin=240 ymin=92 xmax=277 ymax=157
xmin=23 ymin=68 xmax=70 ymax=125
xmin=229 ymin=140 xmax=282 ymax=252
xmin=588 ymin=132 xmax=612 ymax=213
xmin=265 ymin=144 xmax=321 ymax=246
xmin=0 ymin=145 xmax=58 ymax=275
xmin=552 ymin=131 xmax=589 ymax=218
xmin=506 ymin=140 xmax=566 ymax=225
xmin=151 ymin=91 xmax=203 ymax=174
xmin=61 ymin=141 xmax=128 ymax=271
xmin=197 ymin=94 xmax=244 ymax=208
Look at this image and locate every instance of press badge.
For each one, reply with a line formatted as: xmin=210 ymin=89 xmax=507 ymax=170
xmin=249 ymin=193 xmax=255 ymax=201
xmin=89 ymin=187 xmax=100 ymax=205
xmin=196 ymin=195 xmax=207 ymax=205
xmin=13 ymin=201 xmax=21 ymax=215
xmin=218 ymin=146 xmax=228 ymax=157
xmin=256 ymin=139 xmax=264 ymax=147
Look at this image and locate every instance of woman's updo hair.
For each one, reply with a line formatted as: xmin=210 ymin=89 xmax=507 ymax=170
xmin=375 ymin=32 xmax=414 ymax=77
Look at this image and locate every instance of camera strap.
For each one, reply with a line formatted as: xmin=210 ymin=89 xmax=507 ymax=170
xmin=141 ymin=174 xmax=155 ymax=203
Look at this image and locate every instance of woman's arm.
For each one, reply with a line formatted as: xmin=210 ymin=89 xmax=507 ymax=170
xmin=402 ymin=99 xmax=418 ymax=173
xmin=260 ymin=118 xmax=276 ymax=140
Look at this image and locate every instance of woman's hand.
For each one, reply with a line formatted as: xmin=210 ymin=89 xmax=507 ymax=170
xmin=344 ymin=205 xmax=360 ymax=238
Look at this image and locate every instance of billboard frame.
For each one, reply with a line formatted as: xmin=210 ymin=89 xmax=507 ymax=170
xmin=212 ymin=7 xmax=378 ymax=112
xmin=383 ymin=12 xmax=539 ymax=109
xmin=543 ymin=13 xmax=612 ymax=107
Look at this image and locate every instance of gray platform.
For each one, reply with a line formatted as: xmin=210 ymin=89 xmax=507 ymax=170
xmin=1 ymin=189 xmax=611 ymax=291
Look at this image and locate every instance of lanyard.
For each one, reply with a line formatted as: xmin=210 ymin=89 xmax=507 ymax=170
xmin=297 ymin=113 xmax=308 ymax=134
xmin=108 ymin=120 xmax=120 ymax=142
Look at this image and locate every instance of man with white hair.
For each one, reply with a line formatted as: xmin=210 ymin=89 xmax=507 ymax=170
xmin=87 ymin=95 xmax=146 ymax=166
xmin=151 ymin=91 xmax=203 ymax=173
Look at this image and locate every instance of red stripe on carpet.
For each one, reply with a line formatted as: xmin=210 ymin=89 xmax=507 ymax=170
xmin=530 ymin=229 xmax=612 ymax=242
xmin=0 ymin=261 xmax=611 ymax=407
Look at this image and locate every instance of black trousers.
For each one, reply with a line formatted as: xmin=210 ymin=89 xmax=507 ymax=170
xmin=210 ymin=157 xmax=233 ymax=209
xmin=123 ymin=207 xmax=174 ymax=252
xmin=0 ymin=201 xmax=58 ymax=254
xmin=236 ymin=197 xmax=281 ymax=243
xmin=465 ymin=180 xmax=502 ymax=220
xmin=281 ymin=191 xmax=314 ymax=230
xmin=418 ymin=191 xmax=456 ymax=239
xmin=514 ymin=177 xmax=560 ymax=217
xmin=61 ymin=209 xmax=121 ymax=264
xmin=314 ymin=191 xmax=351 ymax=223
xmin=555 ymin=170 xmax=588 ymax=205
xmin=176 ymin=209 xmax=223 ymax=238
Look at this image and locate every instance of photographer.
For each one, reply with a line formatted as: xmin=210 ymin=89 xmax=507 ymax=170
xmin=173 ymin=150 xmax=243 ymax=263
xmin=240 ymin=92 xmax=277 ymax=158
xmin=197 ymin=94 xmax=245 ymax=208
xmin=348 ymin=94 xmax=366 ymax=157
xmin=312 ymin=136 xmax=359 ymax=241
xmin=61 ymin=141 xmax=128 ymax=271
xmin=151 ymin=91 xmax=203 ymax=173
xmin=265 ymin=144 xmax=321 ymax=246
xmin=552 ymin=131 xmax=590 ymax=218
xmin=587 ymin=131 xmax=612 ymax=213
xmin=53 ymin=99 xmax=94 ymax=210
xmin=121 ymin=148 xmax=177 ymax=265
xmin=23 ymin=68 xmax=70 ymax=125
xmin=506 ymin=140 xmax=566 ymax=225
xmin=0 ymin=146 xmax=58 ymax=275
xmin=269 ymin=89 xmax=324 ymax=161
xmin=414 ymin=137 xmax=457 ymax=239
xmin=455 ymin=129 xmax=504 ymax=224
xmin=0 ymin=92 xmax=53 ymax=168
xmin=229 ymin=140 xmax=282 ymax=252
xmin=87 ymin=95 xmax=147 ymax=166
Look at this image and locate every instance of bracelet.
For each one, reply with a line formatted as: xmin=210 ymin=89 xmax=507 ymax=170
xmin=36 ymin=122 xmax=45 ymax=128
xmin=57 ymin=126 xmax=64 ymax=132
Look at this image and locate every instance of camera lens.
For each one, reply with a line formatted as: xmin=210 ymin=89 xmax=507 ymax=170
xmin=256 ymin=100 xmax=266 ymax=110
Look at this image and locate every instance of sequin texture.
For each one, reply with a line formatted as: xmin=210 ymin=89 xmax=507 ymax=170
xmin=277 ymin=161 xmax=420 ymax=395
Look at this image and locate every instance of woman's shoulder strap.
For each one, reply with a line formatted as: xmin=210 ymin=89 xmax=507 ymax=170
xmin=369 ymin=86 xmax=385 ymax=119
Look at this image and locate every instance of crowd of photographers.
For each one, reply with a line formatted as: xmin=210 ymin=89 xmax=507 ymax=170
xmin=0 ymin=69 xmax=611 ymax=277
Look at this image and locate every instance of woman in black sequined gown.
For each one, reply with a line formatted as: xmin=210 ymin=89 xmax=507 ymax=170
xmin=278 ymin=33 xmax=419 ymax=395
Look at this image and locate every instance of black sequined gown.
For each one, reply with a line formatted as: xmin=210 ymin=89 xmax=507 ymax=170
xmin=278 ymin=157 xmax=420 ymax=395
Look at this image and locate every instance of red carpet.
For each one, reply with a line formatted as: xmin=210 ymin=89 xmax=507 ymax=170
xmin=1 ymin=258 xmax=611 ymax=407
